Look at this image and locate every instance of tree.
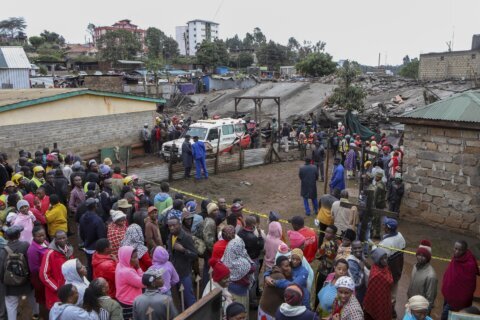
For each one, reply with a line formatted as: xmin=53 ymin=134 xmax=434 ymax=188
xmin=97 ymin=29 xmax=142 ymax=62
xmin=40 ymin=30 xmax=65 ymax=45
xmin=145 ymin=57 xmax=164 ymax=96
xmin=225 ymin=34 xmax=243 ymax=51
xmin=402 ymin=55 xmax=410 ymax=65
xmin=296 ymin=52 xmax=336 ymax=77
xmin=0 ymin=17 xmax=26 ymax=39
xmin=329 ymin=60 xmax=367 ymax=112
xmin=229 ymin=52 xmax=254 ymax=69
xmin=257 ymin=41 xmax=289 ymax=70
xmin=196 ymin=39 xmax=229 ymax=68
xmin=29 ymin=36 xmax=45 ymax=49
xmin=253 ymin=27 xmax=266 ymax=47
xmin=399 ymin=58 xmax=419 ymax=79
xmin=87 ymin=23 xmax=96 ymax=43
xmin=145 ymin=27 xmax=178 ymax=61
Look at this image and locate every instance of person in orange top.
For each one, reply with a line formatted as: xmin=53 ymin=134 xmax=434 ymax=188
xmin=289 ymin=216 xmax=318 ymax=263
xmin=92 ymin=238 xmax=117 ymax=298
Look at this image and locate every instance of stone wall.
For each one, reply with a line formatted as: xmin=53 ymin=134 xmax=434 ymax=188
xmin=401 ymin=124 xmax=480 ymax=237
xmin=0 ymin=110 xmax=155 ymax=160
xmin=419 ymin=50 xmax=480 ymax=81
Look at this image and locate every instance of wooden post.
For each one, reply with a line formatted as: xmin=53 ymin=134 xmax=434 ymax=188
xmin=195 ymin=274 xmax=202 ymax=300
xmin=234 ymin=98 xmax=239 ymax=117
xmin=239 ymin=145 xmax=244 ymax=170
xmin=258 ymin=99 xmax=262 ymax=148
xmin=125 ymin=147 xmax=130 ymax=175
xmin=168 ymin=143 xmax=174 ymax=181
xmin=360 ymin=189 xmax=374 ymax=242
xmin=179 ymin=284 xmax=185 ymax=312
xmin=214 ymin=129 xmax=221 ymax=174
xmin=323 ymin=133 xmax=330 ymax=194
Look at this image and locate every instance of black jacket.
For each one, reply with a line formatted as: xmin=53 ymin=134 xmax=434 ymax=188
xmin=312 ymin=145 xmax=325 ymax=163
xmin=299 ymin=164 xmax=318 ymax=199
xmin=79 ymin=210 xmax=107 ymax=250
xmin=167 ymin=229 xmax=198 ymax=277
xmin=0 ymin=240 xmax=31 ymax=296
xmin=238 ymin=228 xmax=264 ymax=260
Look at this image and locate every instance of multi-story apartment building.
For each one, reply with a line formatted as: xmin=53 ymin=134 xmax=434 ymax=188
xmin=175 ymin=20 xmax=219 ymax=56
xmin=94 ymin=19 xmax=146 ymax=51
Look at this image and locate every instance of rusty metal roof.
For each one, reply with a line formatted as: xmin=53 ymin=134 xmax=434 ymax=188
xmin=398 ymin=90 xmax=480 ymax=123
xmin=0 ymin=46 xmax=31 ymax=69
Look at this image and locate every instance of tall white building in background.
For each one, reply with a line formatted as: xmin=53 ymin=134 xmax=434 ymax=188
xmin=175 ymin=26 xmax=188 ymax=55
xmin=175 ymin=20 xmax=219 ymax=56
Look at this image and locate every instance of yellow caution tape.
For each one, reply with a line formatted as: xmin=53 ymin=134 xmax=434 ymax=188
xmin=140 ymin=178 xmax=454 ymax=263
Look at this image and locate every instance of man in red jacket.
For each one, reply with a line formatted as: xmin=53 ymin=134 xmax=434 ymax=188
xmin=289 ymin=216 xmax=318 ymax=263
xmin=92 ymin=238 xmax=117 ymax=298
xmin=39 ymin=230 xmax=74 ymax=309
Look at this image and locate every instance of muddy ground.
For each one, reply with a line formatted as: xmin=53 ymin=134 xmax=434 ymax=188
xmin=169 ymin=159 xmax=480 ymax=319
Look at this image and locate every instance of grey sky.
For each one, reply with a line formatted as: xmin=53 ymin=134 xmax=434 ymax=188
xmin=4 ymin=0 xmax=480 ymax=65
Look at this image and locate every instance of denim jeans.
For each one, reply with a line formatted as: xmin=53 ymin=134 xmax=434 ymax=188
xmin=179 ymin=274 xmax=196 ymax=310
xmin=303 ymin=197 xmax=318 ymax=216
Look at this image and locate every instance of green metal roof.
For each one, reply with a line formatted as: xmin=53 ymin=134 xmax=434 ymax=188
xmin=399 ymin=90 xmax=480 ymax=123
xmin=0 ymin=89 xmax=166 ymax=113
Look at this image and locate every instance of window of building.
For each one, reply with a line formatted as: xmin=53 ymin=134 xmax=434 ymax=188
xmin=472 ymin=54 xmax=476 ymax=59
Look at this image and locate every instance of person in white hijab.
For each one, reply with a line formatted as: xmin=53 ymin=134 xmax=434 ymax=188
xmin=61 ymin=259 xmax=90 ymax=306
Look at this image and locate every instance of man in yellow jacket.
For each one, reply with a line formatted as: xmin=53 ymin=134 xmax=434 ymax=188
xmin=45 ymin=194 xmax=67 ymax=239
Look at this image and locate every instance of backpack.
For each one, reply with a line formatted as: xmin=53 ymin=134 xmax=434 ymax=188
xmin=3 ymin=246 xmax=29 ymax=286
xmin=192 ymin=220 xmax=206 ymax=257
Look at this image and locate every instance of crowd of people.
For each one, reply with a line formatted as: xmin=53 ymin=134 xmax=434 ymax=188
xmin=0 ymin=116 xmax=478 ymax=320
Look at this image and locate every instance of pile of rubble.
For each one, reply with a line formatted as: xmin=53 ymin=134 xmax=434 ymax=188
xmin=321 ymin=75 xmax=476 ymax=126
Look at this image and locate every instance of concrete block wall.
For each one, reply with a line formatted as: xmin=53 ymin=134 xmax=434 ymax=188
xmin=0 ymin=110 xmax=156 ymax=160
xmin=419 ymin=51 xmax=480 ymax=81
xmin=84 ymin=76 xmax=123 ymax=93
xmin=401 ymin=124 xmax=480 ymax=237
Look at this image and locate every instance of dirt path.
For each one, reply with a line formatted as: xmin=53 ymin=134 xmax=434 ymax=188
xmin=170 ymin=160 xmax=479 ymax=319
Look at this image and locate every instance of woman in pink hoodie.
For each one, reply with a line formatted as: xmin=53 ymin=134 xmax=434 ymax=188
xmin=264 ymin=221 xmax=286 ymax=270
xmin=115 ymin=246 xmax=144 ymax=319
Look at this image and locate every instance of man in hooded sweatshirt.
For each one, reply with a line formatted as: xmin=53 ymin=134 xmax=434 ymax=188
xmin=40 ymin=230 xmax=74 ymax=310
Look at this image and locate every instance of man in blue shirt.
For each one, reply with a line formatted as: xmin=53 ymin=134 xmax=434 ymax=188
xmin=329 ymin=158 xmax=345 ymax=193
xmin=191 ymin=136 xmax=208 ymax=180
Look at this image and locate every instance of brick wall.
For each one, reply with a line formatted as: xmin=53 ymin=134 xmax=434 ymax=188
xmin=401 ymin=124 xmax=480 ymax=237
xmin=0 ymin=110 xmax=156 ymax=160
xmin=84 ymin=75 xmax=123 ymax=93
xmin=418 ymin=50 xmax=480 ymax=81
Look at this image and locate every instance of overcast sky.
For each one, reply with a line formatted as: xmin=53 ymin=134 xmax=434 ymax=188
xmin=4 ymin=0 xmax=480 ymax=65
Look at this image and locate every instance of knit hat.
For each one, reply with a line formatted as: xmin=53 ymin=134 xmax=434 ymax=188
xmin=11 ymin=173 xmax=24 ymax=185
xmin=88 ymin=159 xmax=97 ymax=166
xmin=278 ymin=243 xmax=290 ymax=255
xmin=209 ymin=258 xmax=230 ymax=282
xmin=226 ymin=302 xmax=246 ymax=319
xmin=103 ymin=157 xmax=113 ymax=166
xmin=99 ymin=164 xmax=111 ymax=175
xmin=123 ymin=176 xmax=133 ymax=185
xmin=291 ymin=248 xmax=304 ymax=260
xmin=269 ymin=211 xmax=280 ymax=222
xmin=371 ymin=247 xmax=388 ymax=265
xmin=33 ymin=166 xmax=45 ymax=173
xmin=110 ymin=210 xmax=127 ymax=222
xmin=416 ymin=239 xmax=432 ymax=262
xmin=46 ymin=154 xmax=56 ymax=161
xmin=206 ymin=202 xmax=219 ymax=215
xmin=284 ymin=284 xmax=303 ymax=306
xmin=406 ymin=295 xmax=429 ymax=311
xmin=335 ymin=276 xmax=355 ymax=291
xmin=16 ymin=200 xmax=29 ymax=211
xmin=364 ymin=161 xmax=372 ymax=169
xmin=287 ymin=230 xmax=306 ymax=249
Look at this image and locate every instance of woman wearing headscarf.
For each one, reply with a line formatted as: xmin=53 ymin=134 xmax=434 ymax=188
xmin=275 ymin=284 xmax=318 ymax=320
xmin=264 ymin=221 xmax=285 ymax=270
xmin=148 ymin=246 xmax=179 ymax=295
xmin=10 ymin=199 xmax=36 ymax=243
xmin=107 ymin=210 xmax=127 ymax=257
xmin=120 ymin=223 xmax=152 ymax=271
xmin=61 ymin=259 xmax=90 ymax=307
xmin=275 ymin=244 xmax=314 ymax=294
xmin=329 ymin=276 xmax=363 ymax=320
xmin=221 ymin=237 xmax=254 ymax=314
xmin=403 ymin=295 xmax=432 ymax=320
xmin=363 ymin=248 xmax=393 ymax=320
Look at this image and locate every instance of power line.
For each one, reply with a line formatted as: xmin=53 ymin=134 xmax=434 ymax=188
xmin=212 ymin=0 xmax=225 ymax=21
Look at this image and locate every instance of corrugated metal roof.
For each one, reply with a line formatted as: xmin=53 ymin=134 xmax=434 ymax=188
xmin=398 ymin=90 xmax=480 ymax=123
xmin=0 ymin=47 xmax=31 ymax=69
